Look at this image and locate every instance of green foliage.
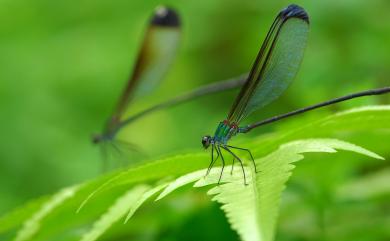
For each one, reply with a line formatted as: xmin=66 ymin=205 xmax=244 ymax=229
xmin=337 ymin=167 xmax=390 ymax=201
xmin=1 ymin=106 xmax=389 ymax=241
xmin=169 ymin=139 xmax=382 ymax=241
xmin=81 ymin=185 xmax=150 ymax=241
xmin=1 ymin=1 xmax=389 ymax=240
xmin=14 ymin=186 xmax=80 ymax=241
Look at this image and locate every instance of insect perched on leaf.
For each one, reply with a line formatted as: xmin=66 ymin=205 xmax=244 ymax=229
xmin=92 ymin=6 xmax=247 ymax=167
xmin=201 ymin=4 xmax=390 ymax=185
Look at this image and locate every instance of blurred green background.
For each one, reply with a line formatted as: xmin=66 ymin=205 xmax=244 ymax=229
xmin=1 ymin=0 xmax=389 ymax=240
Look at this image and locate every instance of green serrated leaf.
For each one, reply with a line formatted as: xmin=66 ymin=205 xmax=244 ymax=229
xmin=80 ymin=185 xmax=149 ymax=241
xmin=124 ymin=183 xmax=168 ymax=223
xmin=191 ymin=138 xmax=383 ymax=241
xmin=77 ymin=153 xmax=209 ymax=213
xmin=0 ymin=196 xmax=49 ymax=234
xmin=156 ymin=169 xmax=206 ymax=201
xmin=81 ymin=182 xmax=169 ymax=241
xmin=1 ymin=106 xmax=388 ymax=241
xmin=14 ymin=185 xmax=80 ymax=241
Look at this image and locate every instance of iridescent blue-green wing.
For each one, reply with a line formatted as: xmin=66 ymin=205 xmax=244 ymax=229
xmin=227 ymin=4 xmax=309 ymax=123
xmin=112 ymin=6 xmax=181 ymax=122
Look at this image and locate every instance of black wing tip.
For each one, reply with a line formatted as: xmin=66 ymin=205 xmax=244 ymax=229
xmin=280 ymin=4 xmax=309 ymax=24
xmin=151 ymin=6 xmax=180 ymax=27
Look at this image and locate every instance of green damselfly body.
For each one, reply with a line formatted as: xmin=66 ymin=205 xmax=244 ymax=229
xmin=202 ymin=4 xmax=390 ymax=185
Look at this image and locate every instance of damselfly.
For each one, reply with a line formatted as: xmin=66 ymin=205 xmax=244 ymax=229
xmin=202 ymin=4 xmax=390 ymax=185
xmin=93 ymin=6 xmax=247 ymax=167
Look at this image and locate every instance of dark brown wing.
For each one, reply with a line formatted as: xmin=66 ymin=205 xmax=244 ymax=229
xmin=109 ymin=6 xmax=181 ymax=128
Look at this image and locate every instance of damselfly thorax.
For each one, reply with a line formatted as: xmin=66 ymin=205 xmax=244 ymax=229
xmin=212 ymin=120 xmax=239 ymax=144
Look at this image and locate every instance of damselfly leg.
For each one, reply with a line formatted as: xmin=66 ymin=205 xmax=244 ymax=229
xmin=231 ymin=157 xmax=235 ymax=174
xmin=110 ymin=142 xmax=127 ymax=168
xmin=204 ymin=143 xmax=249 ymax=185
xmin=226 ymin=145 xmax=257 ymax=173
xmin=221 ymin=146 xmax=248 ymax=185
xmin=216 ymin=145 xmax=225 ymax=184
xmin=206 ymin=145 xmax=220 ymax=176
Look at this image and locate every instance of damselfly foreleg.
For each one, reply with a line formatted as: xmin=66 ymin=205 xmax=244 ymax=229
xmin=216 ymin=145 xmax=225 ymax=184
xmin=206 ymin=145 xmax=220 ymax=176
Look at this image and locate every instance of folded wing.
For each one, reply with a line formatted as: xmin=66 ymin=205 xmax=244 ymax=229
xmin=227 ymin=4 xmax=309 ymax=123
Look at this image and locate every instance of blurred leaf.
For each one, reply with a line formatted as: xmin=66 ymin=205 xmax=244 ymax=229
xmin=337 ymin=168 xmax=390 ymax=201
xmin=1 ymin=106 xmax=389 ymax=241
xmin=14 ymin=185 xmax=80 ymax=241
xmin=81 ymin=184 xmax=149 ymax=241
xmin=76 ymin=153 xmax=210 ymax=213
xmin=0 ymin=196 xmax=49 ymax=234
xmin=246 ymin=105 xmax=390 ymax=157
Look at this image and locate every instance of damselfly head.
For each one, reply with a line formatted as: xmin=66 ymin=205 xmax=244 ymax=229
xmin=92 ymin=133 xmax=103 ymax=144
xmin=201 ymin=135 xmax=212 ymax=149
xmin=151 ymin=5 xmax=180 ymax=27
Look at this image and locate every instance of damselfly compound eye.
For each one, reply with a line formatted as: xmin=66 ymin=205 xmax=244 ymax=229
xmin=201 ymin=135 xmax=211 ymax=149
